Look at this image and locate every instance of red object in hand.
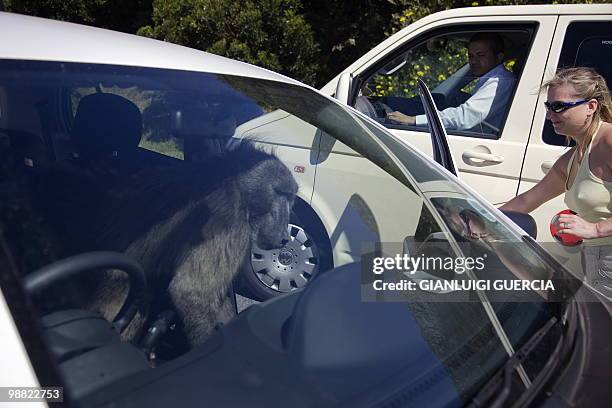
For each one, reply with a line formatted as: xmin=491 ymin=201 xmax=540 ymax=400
xmin=550 ymin=209 xmax=583 ymax=246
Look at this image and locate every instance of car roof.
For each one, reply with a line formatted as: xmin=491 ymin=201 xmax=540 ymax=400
xmin=0 ymin=12 xmax=304 ymax=85
xmin=321 ymin=3 xmax=612 ymax=94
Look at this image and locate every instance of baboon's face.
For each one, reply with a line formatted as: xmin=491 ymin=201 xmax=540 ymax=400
xmin=245 ymin=159 xmax=298 ymax=250
xmin=252 ymin=189 xmax=295 ymax=250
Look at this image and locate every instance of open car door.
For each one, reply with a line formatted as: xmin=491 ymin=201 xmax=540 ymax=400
xmin=417 ymin=78 xmax=537 ymax=238
xmin=416 ymin=78 xmax=458 ymax=177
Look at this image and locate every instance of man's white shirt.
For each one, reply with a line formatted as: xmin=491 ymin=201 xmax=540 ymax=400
xmin=416 ymin=64 xmax=516 ymax=132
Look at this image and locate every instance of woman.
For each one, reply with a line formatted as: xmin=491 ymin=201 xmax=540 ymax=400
xmin=500 ymin=67 xmax=612 ymax=298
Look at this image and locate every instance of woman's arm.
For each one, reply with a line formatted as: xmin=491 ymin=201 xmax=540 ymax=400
xmin=594 ymin=218 xmax=612 ymax=238
xmin=500 ymin=149 xmax=573 ymax=213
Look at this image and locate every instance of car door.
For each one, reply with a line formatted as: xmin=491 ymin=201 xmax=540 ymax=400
xmin=518 ymin=15 xmax=612 ymax=252
xmin=406 ymin=78 xmax=560 ymax=393
xmin=344 ymin=16 xmax=557 ymax=206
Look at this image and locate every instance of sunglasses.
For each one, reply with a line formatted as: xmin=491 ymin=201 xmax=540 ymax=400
xmin=544 ymin=99 xmax=587 ymax=113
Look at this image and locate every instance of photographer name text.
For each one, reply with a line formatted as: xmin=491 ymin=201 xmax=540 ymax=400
xmin=373 ymin=279 xmax=555 ymax=292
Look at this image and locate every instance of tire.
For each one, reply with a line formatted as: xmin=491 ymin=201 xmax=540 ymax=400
xmin=236 ymin=210 xmax=333 ymax=301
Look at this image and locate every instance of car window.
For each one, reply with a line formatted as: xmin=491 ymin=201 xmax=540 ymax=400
xmin=354 ymin=28 xmax=533 ymax=139
xmin=70 ymin=86 xmax=188 ymax=160
xmin=543 ymin=21 xmax=612 ymax=146
xmin=0 ymin=59 xmax=566 ymax=406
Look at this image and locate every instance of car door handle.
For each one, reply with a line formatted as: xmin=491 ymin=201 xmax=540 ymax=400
xmin=541 ymin=160 xmax=554 ymax=174
xmin=462 ymin=150 xmax=504 ymax=164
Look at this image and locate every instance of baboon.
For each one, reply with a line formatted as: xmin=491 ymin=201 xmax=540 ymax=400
xmin=81 ymin=141 xmax=298 ymax=347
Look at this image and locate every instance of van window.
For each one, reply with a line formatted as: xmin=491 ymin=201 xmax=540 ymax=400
xmin=354 ymin=27 xmax=533 ymax=139
xmin=543 ymin=21 xmax=612 ymax=146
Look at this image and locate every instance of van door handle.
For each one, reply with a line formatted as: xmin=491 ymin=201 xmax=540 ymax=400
xmin=462 ymin=150 xmax=504 ymax=164
xmin=541 ymin=160 xmax=554 ymax=174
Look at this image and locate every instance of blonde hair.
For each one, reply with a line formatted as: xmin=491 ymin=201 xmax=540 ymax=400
xmin=543 ymin=67 xmax=612 ymax=144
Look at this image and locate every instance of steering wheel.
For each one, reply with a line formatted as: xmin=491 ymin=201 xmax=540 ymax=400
xmin=371 ymin=100 xmax=394 ymax=117
xmin=23 ymin=251 xmax=147 ymax=333
xmin=354 ymin=96 xmax=394 ymax=121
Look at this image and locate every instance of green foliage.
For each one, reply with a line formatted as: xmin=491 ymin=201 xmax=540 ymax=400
xmin=138 ymin=0 xmax=319 ymax=85
xmin=2 ymin=0 xmax=106 ymax=23
xmin=369 ymin=38 xmax=468 ymax=99
xmin=378 ymin=0 xmax=611 ymax=97
xmin=4 ymin=0 xmax=611 ymax=87
xmin=2 ymin=0 xmax=153 ymax=33
xmin=300 ymin=1 xmax=403 ymax=86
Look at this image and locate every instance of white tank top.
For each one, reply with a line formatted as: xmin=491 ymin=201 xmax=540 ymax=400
xmin=564 ymin=123 xmax=612 ymax=246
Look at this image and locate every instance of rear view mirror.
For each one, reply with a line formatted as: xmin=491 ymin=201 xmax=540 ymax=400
xmin=379 ymin=54 xmax=407 ymax=76
xmin=426 ymin=38 xmax=449 ymax=52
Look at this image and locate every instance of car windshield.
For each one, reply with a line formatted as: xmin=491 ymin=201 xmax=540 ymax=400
xmin=0 ymin=59 xmax=570 ymax=406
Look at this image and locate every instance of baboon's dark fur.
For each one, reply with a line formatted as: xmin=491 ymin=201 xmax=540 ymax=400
xmin=41 ymin=141 xmax=297 ymax=347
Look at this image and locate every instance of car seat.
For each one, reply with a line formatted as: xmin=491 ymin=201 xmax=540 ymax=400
xmin=22 ymin=93 xmax=146 ymax=256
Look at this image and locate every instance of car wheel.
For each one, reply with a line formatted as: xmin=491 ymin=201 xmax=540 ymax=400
xmin=237 ymin=213 xmax=332 ymax=301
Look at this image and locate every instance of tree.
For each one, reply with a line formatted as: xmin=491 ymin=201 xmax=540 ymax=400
xmin=300 ymin=1 xmax=402 ymax=87
xmin=1 ymin=0 xmax=153 ymax=33
xmin=2 ymin=0 xmax=106 ymax=24
xmin=138 ymin=0 xmax=320 ymax=86
xmin=4 ymin=0 xmax=609 ymax=87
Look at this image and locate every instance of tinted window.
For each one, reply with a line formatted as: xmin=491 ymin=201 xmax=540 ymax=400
xmin=0 ymin=59 xmax=564 ymax=407
xmin=543 ymin=21 xmax=612 ymax=145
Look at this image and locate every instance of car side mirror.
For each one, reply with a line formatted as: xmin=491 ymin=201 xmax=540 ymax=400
xmin=500 ymin=210 xmax=537 ymax=239
xmin=334 ymin=72 xmax=353 ymax=103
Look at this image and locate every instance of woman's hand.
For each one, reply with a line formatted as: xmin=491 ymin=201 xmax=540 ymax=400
xmin=386 ymin=111 xmax=416 ymax=125
xmin=556 ymin=213 xmax=599 ymax=239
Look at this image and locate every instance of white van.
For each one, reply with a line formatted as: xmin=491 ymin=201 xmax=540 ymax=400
xmin=236 ymin=4 xmax=612 ymax=298
xmin=322 ymin=4 xmax=612 ymax=248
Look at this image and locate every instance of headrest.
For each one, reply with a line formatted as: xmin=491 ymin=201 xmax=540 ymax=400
xmin=72 ymin=93 xmax=142 ymax=158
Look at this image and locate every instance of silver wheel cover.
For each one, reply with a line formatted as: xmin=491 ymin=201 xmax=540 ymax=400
xmin=250 ymin=223 xmax=317 ymax=292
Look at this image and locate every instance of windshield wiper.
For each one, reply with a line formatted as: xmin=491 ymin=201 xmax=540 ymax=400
xmin=468 ymin=316 xmax=559 ymax=408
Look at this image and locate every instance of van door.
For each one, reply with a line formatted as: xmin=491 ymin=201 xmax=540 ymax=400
xmin=518 ymin=17 xmax=612 ymax=246
xmin=347 ymin=17 xmax=557 ymax=206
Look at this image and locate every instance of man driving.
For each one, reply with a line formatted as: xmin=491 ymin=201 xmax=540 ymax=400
xmin=387 ymin=33 xmax=516 ymax=133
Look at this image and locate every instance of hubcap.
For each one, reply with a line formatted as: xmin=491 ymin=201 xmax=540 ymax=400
xmin=251 ymin=223 xmax=317 ymax=293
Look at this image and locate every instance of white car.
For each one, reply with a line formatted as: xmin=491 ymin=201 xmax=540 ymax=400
xmin=0 ymin=12 xmax=609 ymax=408
xmin=323 ymin=3 xmax=612 ymax=269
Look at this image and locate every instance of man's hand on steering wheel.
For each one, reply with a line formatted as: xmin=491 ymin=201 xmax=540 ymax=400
xmin=387 ymin=111 xmax=416 ymax=125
